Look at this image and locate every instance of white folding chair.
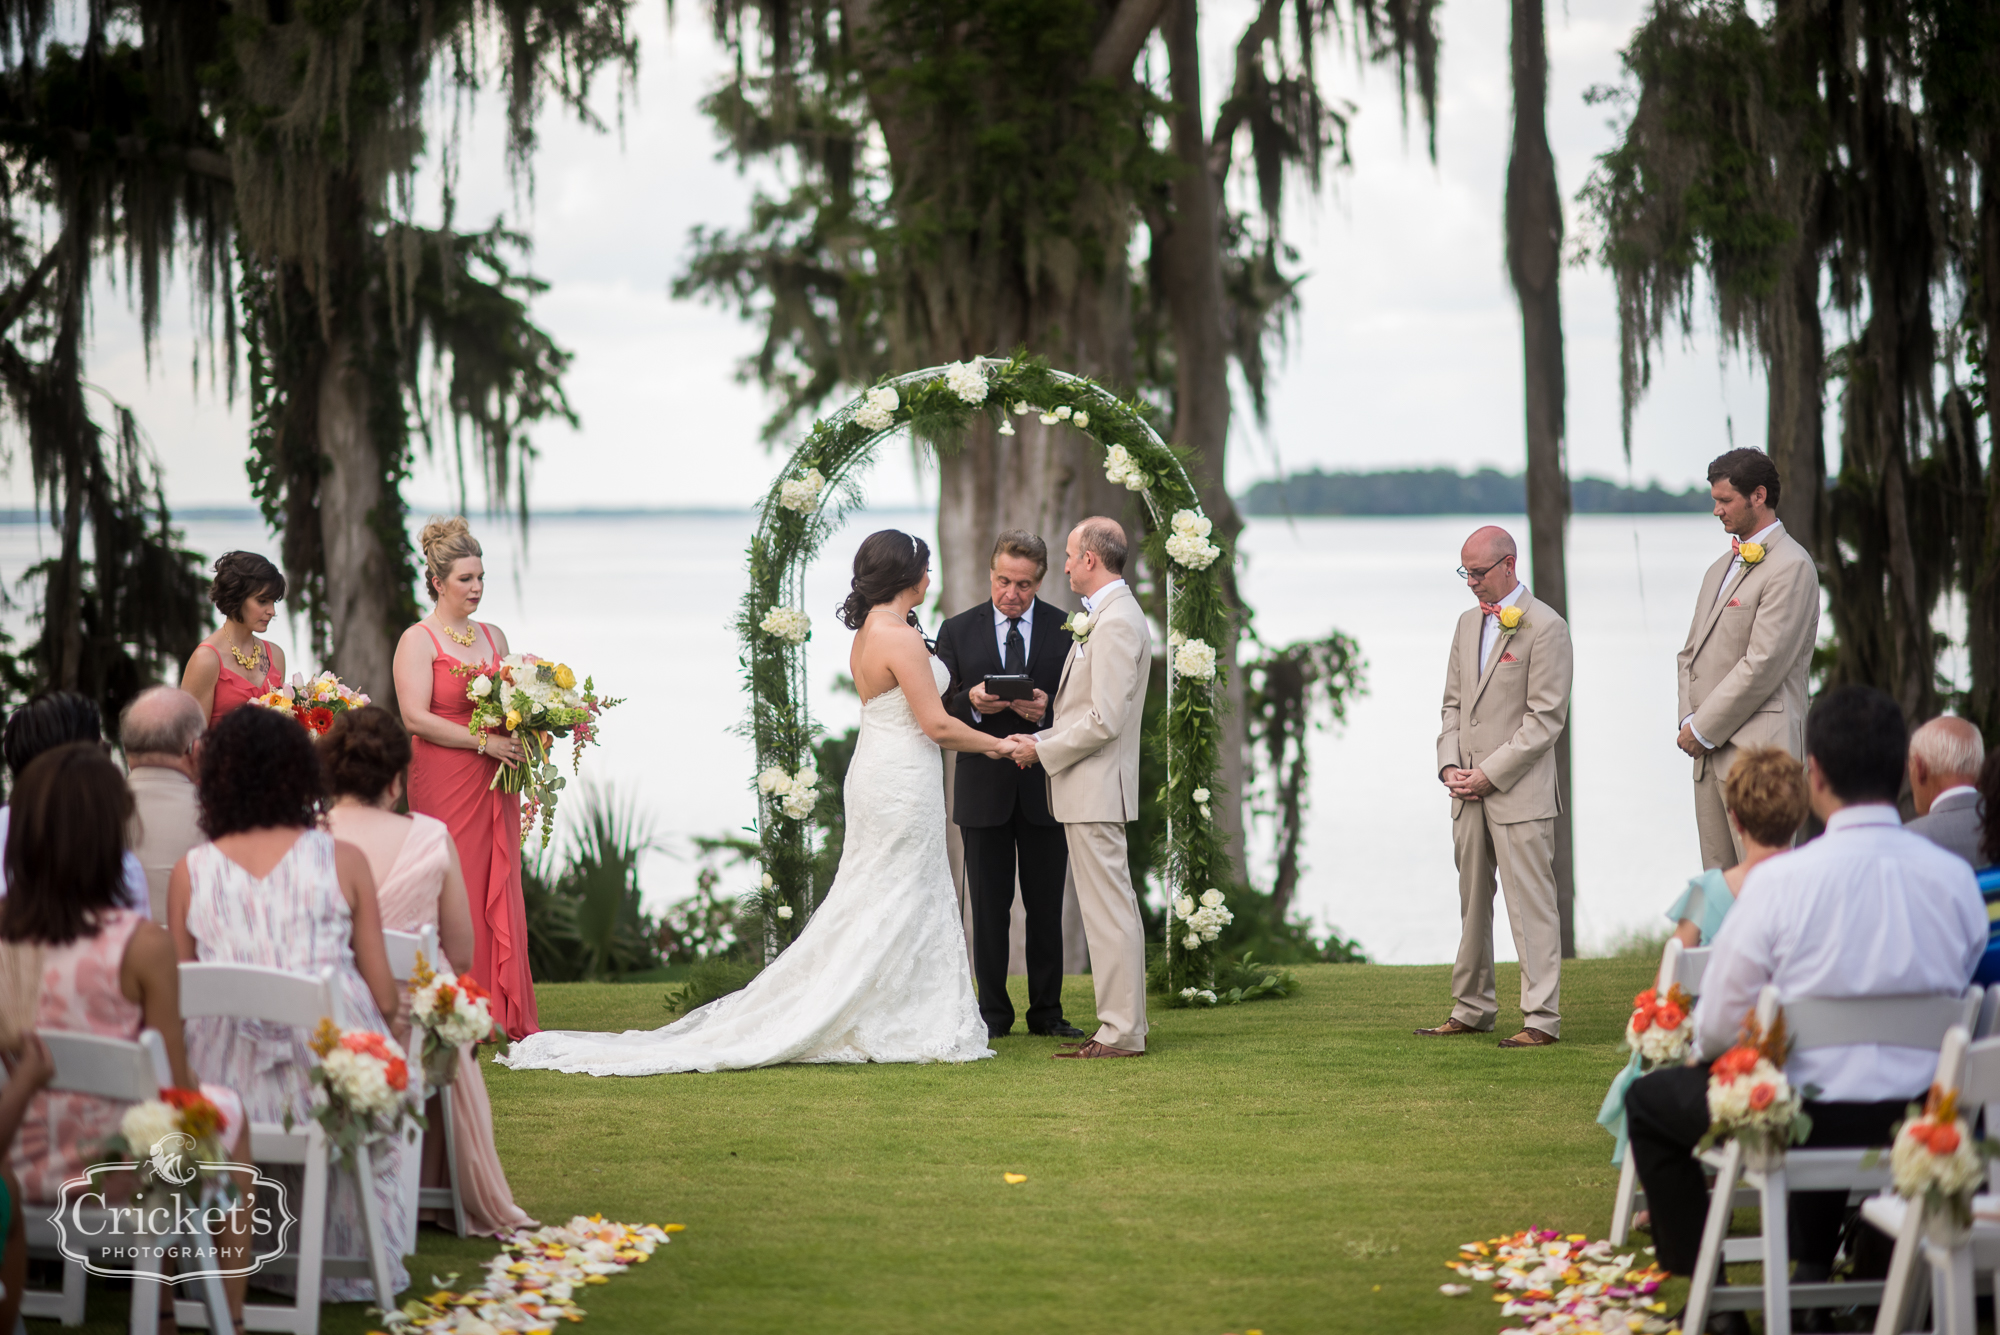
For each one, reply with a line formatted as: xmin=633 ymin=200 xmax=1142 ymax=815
xmin=1684 ymin=984 xmax=1983 ymax=1335
xmin=1610 ymin=941 xmax=1717 ymax=1245
xmin=17 ymin=1028 xmax=234 ymax=1335
xmin=380 ymin=927 xmax=466 ymax=1239
xmin=1864 ymin=1026 xmax=2000 ymax=1335
xmin=173 ymin=963 xmax=397 ymax=1335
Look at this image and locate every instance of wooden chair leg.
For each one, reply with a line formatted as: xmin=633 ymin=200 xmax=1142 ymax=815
xmin=1684 ymin=1141 xmax=1743 ymax=1335
xmin=1610 ymin=1153 xmax=1639 ymax=1246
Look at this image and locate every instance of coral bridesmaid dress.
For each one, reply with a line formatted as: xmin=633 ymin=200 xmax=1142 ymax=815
xmin=200 ymin=640 xmax=282 ymax=729
xmin=406 ymin=624 xmax=540 ymax=1037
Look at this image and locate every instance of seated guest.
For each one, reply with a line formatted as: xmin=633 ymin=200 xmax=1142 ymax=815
xmin=1983 ymin=748 xmax=2000 ymax=867
xmin=1664 ymin=747 xmax=1808 ymax=947
xmin=121 ymin=686 xmax=207 ymax=922
xmin=1906 ymin=715 xmax=1986 ymax=865
xmin=1625 ymin=685 xmax=1984 ymax=1321
xmin=0 ymin=693 xmax=147 ymax=909
xmin=0 ymin=743 xmax=250 ymax=1324
xmin=169 ymin=705 xmax=410 ymax=1300
xmin=322 ymin=707 xmax=534 ymax=1236
xmin=0 ymin=1036 xmax=52 ymax=1334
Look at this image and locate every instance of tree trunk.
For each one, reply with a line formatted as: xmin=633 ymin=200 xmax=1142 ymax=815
xmin=315 ymin=324 xmax=398 ymax=702
xmin=1967 ymin=138 xmax=2000 ymax=743
xmin=1763 ymin=249 xmax=1825 ymax=551
xmin=1506 ymin=0 xmax=1574 ymax=956
xmin=1160 ymin=0 xmax=1248 ymax=883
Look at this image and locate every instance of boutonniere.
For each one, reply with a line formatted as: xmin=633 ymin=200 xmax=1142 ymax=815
xmin=1063 ymin=611 xmax=1093 ymax=643
xmin=1736 ymin=541 xmax=1766 ymax=566
xmin=1497 ymin=605 xmax=1525 ymax=637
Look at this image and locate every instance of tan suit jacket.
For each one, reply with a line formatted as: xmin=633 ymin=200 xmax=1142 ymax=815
xmin=126 ymin=765 xmax=202 ymax=923
xmin=1037 ymin=581 xmax=1150 ymax=823
xmin=1436 ymin=594 xmax=1574 ymax=824
xmin=1675 ymin=523 xmax=1818 ymax=777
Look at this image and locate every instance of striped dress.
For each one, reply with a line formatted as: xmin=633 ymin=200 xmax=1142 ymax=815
xmin=182 ymin=831 xmax=410 ymax=1300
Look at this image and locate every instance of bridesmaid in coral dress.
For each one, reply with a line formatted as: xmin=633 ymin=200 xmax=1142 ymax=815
xmin=321 ymin=707 xmax=536 ymax=1236
xmin=394 ymin=516 xmax=539 ymax=1038
xmin=179 ymin=551 xmax=288 ymax=728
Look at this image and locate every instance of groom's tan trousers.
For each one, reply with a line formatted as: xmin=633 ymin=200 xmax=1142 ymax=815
xmin=1065 ymin=822 xmax=1148 ymax=1052
xmin=1450 ymin=803 xmax=1562 ymax=1037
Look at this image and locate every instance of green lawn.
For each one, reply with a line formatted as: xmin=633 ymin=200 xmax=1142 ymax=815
xmin=56 ymin=958 xmax=1676 ymax=1334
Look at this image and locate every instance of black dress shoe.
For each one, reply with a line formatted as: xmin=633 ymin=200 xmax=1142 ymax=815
xmin=1030 ymin=1021 xmax=1087 ymax=1039
xmin=987 ymin=1025 xmax=1012 ymax=1040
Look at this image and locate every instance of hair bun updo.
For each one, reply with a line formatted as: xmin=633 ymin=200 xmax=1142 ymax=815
xmin=837 ymin=530 xmax=930 ymax=630
xmin=319 ymin=706 xmax=413 ymax=801
xmin=419 ymin=515 xmax=482 ymax=600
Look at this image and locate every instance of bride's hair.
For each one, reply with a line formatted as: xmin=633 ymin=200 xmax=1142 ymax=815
xmin=839 ymin=530 xmax=930 ymax=630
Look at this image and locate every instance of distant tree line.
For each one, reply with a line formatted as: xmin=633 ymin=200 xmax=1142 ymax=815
xmin=1237 ymin=467 xmax=1711 ymax=517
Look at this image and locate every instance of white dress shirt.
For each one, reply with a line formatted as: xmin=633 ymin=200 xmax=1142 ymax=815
xmin=1081 ymin=578 xmax=1127 ymax=612
xmin=1691 ymin=804 xmax=1986 ymax=1103
xmin=992 ymin=601 xmax=1034 ymax=664
xmin=1479 ymin=583 xmax=1527 ymax=671
xmin=1681 ymin=520 xmax=1785 ymax=749
xmin=0 ymin=805 xmax=151 ymax=911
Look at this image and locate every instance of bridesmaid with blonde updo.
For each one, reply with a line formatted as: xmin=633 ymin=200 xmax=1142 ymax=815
xmin=392 ymin=517 xmax=538 ymax=1038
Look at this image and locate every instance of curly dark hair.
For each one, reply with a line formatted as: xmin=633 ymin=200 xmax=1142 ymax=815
xmin=198 ymin=703 xmax=325 ymax=836
xmin=320 ymin=706 xmax=412 ymax=802
xmin=2 ymin=743 xmax=133 ymax=945
xmin=2 ymin=690 xmax=101 ymax=781
xmin=837 ymin=530 xmax=930 ymax=630
xmin=210 ymin=551 xmax=286 ymax=623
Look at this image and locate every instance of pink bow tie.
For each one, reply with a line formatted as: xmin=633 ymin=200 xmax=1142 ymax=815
xmin=1479 ymin=601 xmax=1505 ymax=617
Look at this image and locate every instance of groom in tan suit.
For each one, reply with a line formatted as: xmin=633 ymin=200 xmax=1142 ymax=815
xmin=1676 ymin=448 xmax=1818 ymax=869
xmin=1419 ymin=526 xmax=1573 ymax=1048
xmin=1007 ymin=517 xmax=1151 ymax=1059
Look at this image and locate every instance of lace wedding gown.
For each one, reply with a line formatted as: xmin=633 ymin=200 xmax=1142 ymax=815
xmin=496 ymin=656 xmax=994 ymax=1076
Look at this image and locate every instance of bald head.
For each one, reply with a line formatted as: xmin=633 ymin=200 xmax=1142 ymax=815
xmin=1459 ymin=526 xmax=1521 ymax=604
xmin=1909 ymin=715 xmax=1985 ymax=815
xmin=1464 ymin=526 xmax=1517 ymax=564
xmin=120 ymin=686 xmax=205 ymax=773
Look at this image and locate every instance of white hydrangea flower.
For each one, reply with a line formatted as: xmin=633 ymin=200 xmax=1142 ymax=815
xmin=1165 ymin=527 xmax=1222 ymax=570
xmin=776 ymin=905 xmax=794 ymax=921
xmin=779 ymin=467 xmax=827 ymax=513
xmin=120 ymin=1101 xmax=181 ymax=1156
xmin=760 ymin=606 xmax=811 ymax=645
xmin=781 ymin=786 xmax=816 ymax=819
xmin=943 ymin=360 xmax=989 ymax=405
xmin=1173 ymin=639 xmax=1218 ymax=681
xmin=1200 ymin=888 xmax=1224 ymax=908
xmin=854 ymin=385 xmax=899 ymax=432
xmin=797 ymin=764 xmax=818 ymax=787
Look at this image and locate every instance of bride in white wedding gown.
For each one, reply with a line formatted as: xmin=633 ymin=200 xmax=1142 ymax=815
xmin=497 ymin=530 xmax=1011 ymax=1076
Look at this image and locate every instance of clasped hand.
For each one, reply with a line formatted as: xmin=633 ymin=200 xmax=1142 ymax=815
xmin=1439 ymin=766 xmax=1494 ymax=800
xmin=983 ymin=734 xmax=1041 ymax=769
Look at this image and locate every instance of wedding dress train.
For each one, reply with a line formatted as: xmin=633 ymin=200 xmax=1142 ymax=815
xmin=496 ymin=656 xmax=994 ymax=1076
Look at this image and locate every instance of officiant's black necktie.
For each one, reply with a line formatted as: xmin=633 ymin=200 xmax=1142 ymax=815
xmin=1004 ymin=617 xmax=1025 ymax=673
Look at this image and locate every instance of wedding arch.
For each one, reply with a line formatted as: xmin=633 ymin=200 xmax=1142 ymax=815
xmin=738 ymin=353 xmax=1233 ymax=995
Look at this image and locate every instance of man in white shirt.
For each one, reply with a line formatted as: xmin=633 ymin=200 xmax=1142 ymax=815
xmin=121 ymin=686 xmax=208 ymax=921
xmin=0 ymin=691 xmax=150 ymax=910
xmin=1626 ymin=685 xmax=1985 ymax=1300
xmin=1675 ymin=449 xmax=1820 ymax=870
xmin=1904 ymin=715 xmax=1987 ymax=866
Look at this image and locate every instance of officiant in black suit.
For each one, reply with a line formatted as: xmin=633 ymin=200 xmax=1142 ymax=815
xmin=936 ymin=530 xmax=1084 ymax=1041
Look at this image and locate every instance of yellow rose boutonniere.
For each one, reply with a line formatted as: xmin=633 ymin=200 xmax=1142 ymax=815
xmin=1738 ymin=541 xmax=1765 ymax=565
xmin=1497 ymin=605 xmax=1525 ymax=635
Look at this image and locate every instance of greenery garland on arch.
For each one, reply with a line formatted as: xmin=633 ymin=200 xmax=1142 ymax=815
xmin=738 ymin=353 xmax=1235 ymax=997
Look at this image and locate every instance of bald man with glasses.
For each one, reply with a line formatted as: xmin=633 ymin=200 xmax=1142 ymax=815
xmin=1419 ymin=526 xmax=1573 ymax=1048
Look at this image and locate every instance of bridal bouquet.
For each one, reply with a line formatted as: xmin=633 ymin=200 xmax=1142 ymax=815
xmin=453 ymin=655 xmax=621 ymax=846
xmin=306 ymin=1018 xmax=422 ymax=1161
xmin=1885 ymin=1085 xmax=1990 ymax=1233
xmin=250 ymin=671 xmax=371 ymax=735
xmin=1698 ymin=1011 xmax=1812 ymax=1163
xmin=1625 ymin=984 xmax=1695 ymax=1068
xmin=406 ymin=950 xmax=503 ymax=1086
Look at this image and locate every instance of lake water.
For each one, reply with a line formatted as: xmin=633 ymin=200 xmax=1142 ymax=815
xmin=0 ymin=508 xmax=1737 ymax=964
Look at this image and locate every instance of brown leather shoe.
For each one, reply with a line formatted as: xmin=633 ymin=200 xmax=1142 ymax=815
xmin=1413 ymin=1017 xmax=1485 ymax=1037
xmin=1497 ymin=1028 xmax=1559 ymax=1048
xmin=1051 ymin=1040 xmax=1144 ymax=1059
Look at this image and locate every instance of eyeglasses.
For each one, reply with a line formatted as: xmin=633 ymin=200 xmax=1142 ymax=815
xmin=1455 ymin=558 xmax=1512 ymax=581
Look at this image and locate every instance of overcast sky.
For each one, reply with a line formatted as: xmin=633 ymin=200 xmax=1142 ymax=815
xmin=14 ymin=0 xmax=1768 ymax=514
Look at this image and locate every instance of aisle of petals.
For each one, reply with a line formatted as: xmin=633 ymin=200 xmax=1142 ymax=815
xmin=1441 ymin=1228 xmax=1678 ymax=1335
xmin=375 ymin=1215 xmax=682 ymax=1333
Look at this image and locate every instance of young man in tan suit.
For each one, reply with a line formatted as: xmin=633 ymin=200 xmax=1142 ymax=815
xmin=1007 ymin=517 xmax=1151 ymax=1059
xmin=1675 ymin=448 xmax=1819 ymax=869
xmin=1418 ymin=526 xmax=1573 ymax=1048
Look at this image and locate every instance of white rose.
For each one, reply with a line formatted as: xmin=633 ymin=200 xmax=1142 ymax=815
xmin=781 ymin=788 xmax=815 ymax=819
xmin=1191 ymin=787 xmax=1209 ymax=803
xmin=1200 ymin=888 xmax=1223 ymax=908
xmin=1165 ymin=529 xmax=1222 ymax=570
xmin=1122 ymin=471 xmax=1148 ymax=492
xmin=1173 ymin=639 xmax=1218 ymax=681
xmin=1199 ymin=804 xmax=1212 ymax=819
xmin=758 ymin=766 xmax=792 ymax=795
xmin=1073 ymin=411 xmax=1088 ymax=428
xmin=997 ymin=418 xmax=1016 ymax=436
xmin=470 ymin=675 xmax=492 ymax=698
xmin=1012 ymin=401 xmax=1031 ymax=416
xmin=854 ymin=386 xmax=899 ymax=432
xmin=1055 ymin=406 xmax=1072 ymax=420
xmin=1040 ymin=411 xmax=1058 ymax=424
xmin=1168 ymin=630 xmax=1187 ymax=647
xmin=776 ymin=906 xmax=794 ymax=921
xmin=1171 ymin=509 xmax=1212 ymax=539
xmin=760 ymin=606 xmax=810 ymax=645
xmin=761 ymin=872 xmax=774 ymax=890
xmin=797 ymin=764 xmax=818 ymax=787
xmin=1174 ymin=895 xmax=1196 ymax=918
xmin=1183 ymin=933 xmax=1199 ymax=949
